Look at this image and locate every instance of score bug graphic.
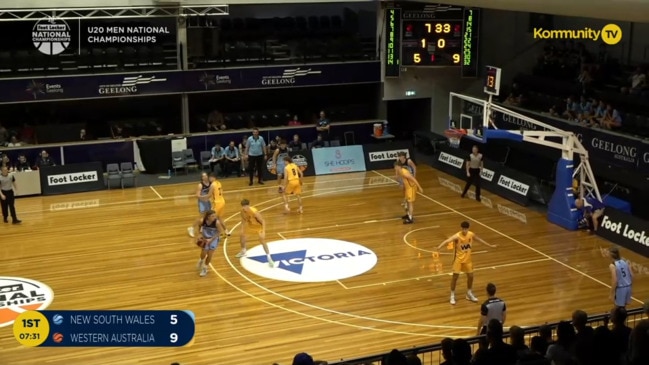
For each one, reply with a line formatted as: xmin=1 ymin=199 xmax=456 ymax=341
xmin=13 ymin=310 xmax=195 ymax=347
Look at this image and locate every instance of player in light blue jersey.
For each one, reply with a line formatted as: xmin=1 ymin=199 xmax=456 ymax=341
xmin=188 ymin=172 xmax=212 ymax=237
xmin=609 ymin=246 xmax=633 ymax=308
xmin=194 ymin=209 xmax=227 ymax=277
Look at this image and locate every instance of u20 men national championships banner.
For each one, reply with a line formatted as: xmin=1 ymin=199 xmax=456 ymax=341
xmin=0 ymin=62 xmax=380 ymax=104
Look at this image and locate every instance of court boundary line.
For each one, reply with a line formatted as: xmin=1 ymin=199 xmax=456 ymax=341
xmin=402 ymin=226 xmax=488 ymax=256
xmin=343 ymin=258 xmax=553 ymax=289
xmin=215 ymin=184 xmax=477 ymax=331
xmin=277 ymin=212 xmax=453 ymax=234
xmin=18 ymin=175 xmax=392 ymax=215
xmin=149 ymin=186 xmax=164 ymax=199
xmin=371 ymin=170 xmax=644 ymax=305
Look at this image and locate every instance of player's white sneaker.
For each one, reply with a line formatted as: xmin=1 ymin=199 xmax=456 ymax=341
xmin=298 ymin=207 xmax=303 ymax=214
xmin=466 ymin=292 xmax=478 ymax=302
xmin=235 ymin=251 xmax=247 ymax=258
xmin=268 ymin=259 xmax=276 ymax=268
xmin=450 ymin=295 xmax=456 ymax=305
xmin=200 ymin=267 xmax=208 ymax=277
xmin=188 ymin=227 xmax=195 ymax=237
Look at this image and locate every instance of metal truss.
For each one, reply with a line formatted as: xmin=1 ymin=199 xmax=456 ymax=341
xmin=0 ymin=6 xmax=229 ymax=21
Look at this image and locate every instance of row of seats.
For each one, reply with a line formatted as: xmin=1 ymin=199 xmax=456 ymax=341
xmin=106 ymin=162 xmax=137 ymax=189
xmin=0 ymin=44 xmax=176 ymax=77
xmin=515 ymin=73 xmax=649 ymax=117
xmin=523 ymin=91 xmax=649 ymax=137
xmin=195 ymin=105 xmax=372 ymax=131
xmin=187 ymin=12 xmax=371 ymax=68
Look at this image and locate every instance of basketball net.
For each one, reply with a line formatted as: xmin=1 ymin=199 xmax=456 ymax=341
xmin=444 ymin=129 xmax=465 ymax=148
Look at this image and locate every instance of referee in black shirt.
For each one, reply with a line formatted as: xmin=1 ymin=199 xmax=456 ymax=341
xmin=477 ymin=283 xmax=506 ymax=335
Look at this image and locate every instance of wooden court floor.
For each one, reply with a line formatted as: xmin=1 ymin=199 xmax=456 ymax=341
xmin=1 ymin=166 xmax=648 ymax=365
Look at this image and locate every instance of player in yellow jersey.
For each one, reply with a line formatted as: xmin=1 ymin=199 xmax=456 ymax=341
xmin=207 ymin=173 xmax=229 ymax=235
xmin=394 ymin=160 xmax=422 ymax=224
xmin=236 ymin=199 xmax=275 ymax=267
xmin=437 ymin=221 xmax=497 ymax=305
xmin=281 ymin=156 xmax=304 ymax=214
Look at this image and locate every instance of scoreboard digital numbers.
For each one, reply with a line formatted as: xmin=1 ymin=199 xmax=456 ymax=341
xmin=388 ymin=3 xmax=480 ymax=78
xmin=13 ymin=310 xmax=195 ymax=347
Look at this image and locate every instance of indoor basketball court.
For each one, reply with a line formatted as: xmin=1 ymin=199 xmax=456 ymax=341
xmin=2 ymin=165 xmax=647 ymax=365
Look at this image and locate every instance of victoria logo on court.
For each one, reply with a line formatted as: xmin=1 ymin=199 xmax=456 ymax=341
xmin=0 ymin=277 xmax=54 ymax=327
xmin=32 ymin=18 xmax=72 ymax=55
xmin=240 ymin=238 xmax=378 ymax=282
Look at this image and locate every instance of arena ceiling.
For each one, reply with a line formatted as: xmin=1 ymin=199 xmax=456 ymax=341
xmin=436 ymin=0 xmax=649 ymax=23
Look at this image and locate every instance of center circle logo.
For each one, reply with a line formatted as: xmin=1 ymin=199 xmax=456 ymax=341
xmin=240 ymin=238 xmax=377 ymax=282
xmin=32 ymin=18 xmax=71 ymax=55
xmin=0 ymin=276 xmax=54 ymax=327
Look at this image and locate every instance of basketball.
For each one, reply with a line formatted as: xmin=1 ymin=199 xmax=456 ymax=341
xmin=196 ymin=238 xmax=207 ymax=248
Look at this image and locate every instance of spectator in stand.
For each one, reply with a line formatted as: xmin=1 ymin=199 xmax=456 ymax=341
xmin=406 ymin=354 xmax=421 ymax=365
xmin=7 ymin=136 xmax=22 ymax=147
xmin=509 ymin=325 xmax=530 ymax=358
xmin=316 ymin=110 xmax=330 ymax=141
xmin=577 ymin=66 xmax=594 ymax=94
xmin=572 ymin=309 xmax=595 ymax=365
xmin=207 ymin=110 xmax=226 ymax=131
xmin=591 ymin=319 xmax=618 ymax=365
xmin=577 ymin=95 xmax=593 ymax=123
xmin=474 ymin=319 xmax=517 ymax=365
xmin=439 ymin=337 xmax=453 ymax=365
xmin=36 ymin=150 xmax=56 ymax=168
xmin=545 ymin=321 xmax=576 ymax=365
xmin=0 ymin=123 xmax=8 ymax=146
xmin=562 ymin=96 xmax=579 ymax=120
xmin=222 ymin=141 xmax=240 ymax=177
xmin=311 ymin=134 xmax=326 ymax=150
xmin=627 ymin=319 xmax=649 ymax=365
xmin=14 ymin=155 xmax=30 ymax=171
xmin=288 ymin=115 xmax=302 ymax=126
xmin=452 ymin=339 xmax=472 ymax=365
xmin=477 ymin=283 xmax=506 ymax=335
xmin=621 ymin=67 xmax=647 ymax=95
xmin=600 ymin=104 xmax=623 ymax=130
xmin=588 ymin=100 xmax=607 ymax=126
xmin=268 ymin=139 xmax=278 ymax=154
xmin=504 ymin=93 xmax=521 ymax=107
xmin=384 ymin=349 xmax=407 ymax=365
xmin=609 ymin=307 xmax=631 ymax=363
xmin=0 ymin=154 xmax=12 ymax=170
xmin=518 ymin=336 xmax=551 ymax=365
xmin=292 ymin=352 xmax=314 ymax=365
xmin=288 ymin=134 xmax=302 ymax=151
xmin=538 ymin=324 xmax=554 ymax=355
xmin=79 ymin=128 xmax=93 ymax=141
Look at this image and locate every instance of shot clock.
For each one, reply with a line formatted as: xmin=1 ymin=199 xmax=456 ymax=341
xmin=484 ymin=65 xmax=502 ymax=96
xmin=13 ymin=310 xmax=195 ymax=347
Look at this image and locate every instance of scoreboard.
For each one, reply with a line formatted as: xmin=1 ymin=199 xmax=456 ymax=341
xmin=384 ymin=3 xmax=480 ymax=78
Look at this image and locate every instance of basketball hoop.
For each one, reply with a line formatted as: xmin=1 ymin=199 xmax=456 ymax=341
xmin=444 ymin=129 xmax=466 ymax=148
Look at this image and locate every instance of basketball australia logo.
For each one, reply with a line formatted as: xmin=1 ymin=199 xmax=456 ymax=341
xmin=32 ymin=17 xmax=72 ymax=56
xmin=240 ymin=238 xmax=377 ymax=282
xmin=0 ymin=277 xmax=54 ymax=327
